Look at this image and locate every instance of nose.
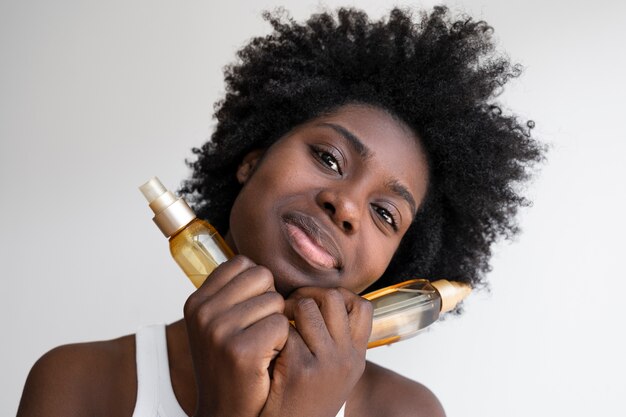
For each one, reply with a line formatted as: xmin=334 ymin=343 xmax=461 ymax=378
xmin=316 ymin=188 xmax=361 ymax=234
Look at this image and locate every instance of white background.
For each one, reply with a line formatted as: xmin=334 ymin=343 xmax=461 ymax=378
xmin=2 ymin=0 xmax=625 ymax=416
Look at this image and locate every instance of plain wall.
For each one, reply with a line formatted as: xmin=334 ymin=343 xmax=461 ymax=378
xmin=2 ymin=0 xmax=625 ymax=415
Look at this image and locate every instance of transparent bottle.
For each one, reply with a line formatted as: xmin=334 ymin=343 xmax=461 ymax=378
xmin=139 ymin=177 xmax=234 ymax=289
xmin=140 ymin=176 xmax=471 ymax=348
xmin=364 ymin=278 xmax=471 ymax=348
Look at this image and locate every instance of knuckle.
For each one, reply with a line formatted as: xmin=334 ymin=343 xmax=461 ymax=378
xmin=223 ymin=338 xmax=248 ymax=365
xmin=230 ymin=254 xmax=254 ymax=268
xmin=297 ymin=297 xmax=317 ymax=312
xmin=262 ymin=313 xmax=290 ymax=338
xmin=269 ymin=312 xmax=289 ymax=330
xmin=356 ymin=297 xmax=373 ymax=315
xmin=297 ymin=298 xmax=325 ymax=329
xmin=265 ymin=291 xmax=285 ymax=312
xmin=184 ymin=294 xmax=215 ymax=325
xmin=194 ymin=300 xmax=218 ymax=329
xmin=205 ymin=318 xmax=229 ymax=345
xmin=182 ymin=296 xmax=196 ymax=318
xmin=324 ymin=288 xmax=343 ymax=303
xmin=252 ymin=265 xmax=274 ymax=287
xmin=226 ymin=334 xmax=269 ymax=371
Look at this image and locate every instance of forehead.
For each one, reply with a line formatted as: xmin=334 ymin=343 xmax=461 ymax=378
xmin=317 ymin=105 xmax=418 ymax=149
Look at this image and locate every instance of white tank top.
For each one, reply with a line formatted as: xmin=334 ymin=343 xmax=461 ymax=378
xmin=132 ymin=324 xmax=346 ymax=417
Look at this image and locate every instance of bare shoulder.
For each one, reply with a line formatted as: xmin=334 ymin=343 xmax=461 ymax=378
xmin=17 ymin=333 xmax=137 ymax=417
xmin=348 ymin=361 xmax=446 ymax=417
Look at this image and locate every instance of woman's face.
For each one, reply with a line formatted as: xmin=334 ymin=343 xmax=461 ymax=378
xmin=225 ymin=104 xmax=429 ymax=296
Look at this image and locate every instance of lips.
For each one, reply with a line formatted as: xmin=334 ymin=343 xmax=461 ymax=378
xmin=282 ymin=212 xmax=343 ymax=271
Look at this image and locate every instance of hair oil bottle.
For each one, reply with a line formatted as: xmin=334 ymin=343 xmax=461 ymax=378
xmin=140 ymin=176 xmax=471 ymax=348
xmin=363 ymin=278 xmax=471 ymax=348
xmin=139 ymin=176 xmax=234 ymax=288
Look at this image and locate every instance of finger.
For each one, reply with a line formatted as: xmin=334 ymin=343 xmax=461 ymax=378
xmin=194 ymin=255 xmax=257 ymax=299
xmin=220 ymin=291 xmax=285 ymax=331
xmin=286 ymin=287 xmax=350 ymax=346
xmin=291 ymin=297 xmax=332 ymax=353
xmin=336 ymin=287 xmax=373 ymax=349
xmin=186 ymin=264 xmax=277 ymax=328
xmin=186 ymin=259 xmax=272 ymax=316
xmin=210 ymin=265 xmax=276 ymax=311
xmin=276 ymin=324 xmax=309 ymax=363
xmin=233 ymin=313 xmax=290 ymax=364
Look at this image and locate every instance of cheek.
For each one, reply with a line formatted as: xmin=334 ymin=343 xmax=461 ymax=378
xmin=228 ymin=153 xmax=310 ymax=253
xmin=255 ymin=149 xmax=313 ymax=190
xmin=348 ymin=236 xmax=398 ymax=293
xmin=227 ymin=191 xmax=254 ymax=254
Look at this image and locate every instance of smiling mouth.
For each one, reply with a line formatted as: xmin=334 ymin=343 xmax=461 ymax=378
xmin=282 ymin=213 xmax=343 ymax=271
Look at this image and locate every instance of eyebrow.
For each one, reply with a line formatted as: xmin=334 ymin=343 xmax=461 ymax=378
xmin=387 ymin=179 xmax=418 ymax=216
xmin=316 ymin=122 xmax=418 ymax=216
xmin=317 ymin=122 xmax=372 ymax=159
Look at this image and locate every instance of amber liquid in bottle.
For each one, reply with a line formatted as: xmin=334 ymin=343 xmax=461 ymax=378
xmin=169 ymin=218 xmax=234 ymax=288
xmin=365 ymin=279 xmax=442 ymax=348
xmin=139 ymin=176 xmax=235 ymax=289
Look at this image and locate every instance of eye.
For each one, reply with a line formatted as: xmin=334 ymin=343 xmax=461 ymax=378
xmin=312 ymin=146 xmax=343 ymax=175
xmin=373 ymin=205 xmax=398 ymax=231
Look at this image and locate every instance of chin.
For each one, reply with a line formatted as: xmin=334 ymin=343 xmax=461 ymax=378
xmin=230 ymin=225 xmax=342 ymax=297
xmin=259 ymin=257 xmax=313 ymax=297
xmin=257 ymin=254 xmax=337 ymax=297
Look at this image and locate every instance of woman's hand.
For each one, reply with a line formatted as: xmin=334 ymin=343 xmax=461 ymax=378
xmin=183 ymin=255 xmax=290 ymax=417
xmin=260 ymin=287 xmax=373 ymax=417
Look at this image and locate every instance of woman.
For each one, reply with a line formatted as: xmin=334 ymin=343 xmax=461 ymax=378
xmin=17 ymin=7 xmax=544 ymax=417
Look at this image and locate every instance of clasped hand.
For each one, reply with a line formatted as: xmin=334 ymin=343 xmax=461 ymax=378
xmin=184 ymin=255 xmax=373 ymax=417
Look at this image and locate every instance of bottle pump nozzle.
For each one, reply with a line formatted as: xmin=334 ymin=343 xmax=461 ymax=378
xmin=139 ymin=176 xmax=196 ymax=238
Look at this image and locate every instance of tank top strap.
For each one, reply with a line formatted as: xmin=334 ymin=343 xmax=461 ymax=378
xmin=132 ymin=324 xmax=188 ymax=417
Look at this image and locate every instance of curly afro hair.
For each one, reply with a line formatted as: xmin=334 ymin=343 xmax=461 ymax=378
xmin=180 ymin=6 xmax=545 ymax=295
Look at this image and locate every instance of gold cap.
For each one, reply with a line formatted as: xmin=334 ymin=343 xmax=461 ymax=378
xmin=139 ymin=177 xmax=196 ymax=238
xmin=431 ymin=279 xmax=472 ymax=313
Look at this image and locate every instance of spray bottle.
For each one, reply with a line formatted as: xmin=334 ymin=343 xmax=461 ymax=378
xmin=139 ymin=176 xmax=234 ymax=289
